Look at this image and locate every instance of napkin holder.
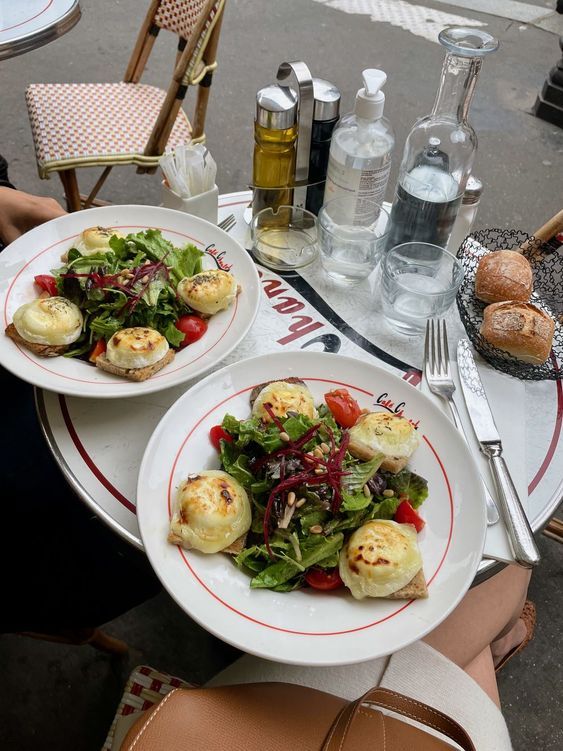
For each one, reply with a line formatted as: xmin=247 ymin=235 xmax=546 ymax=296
xmin=161 ymin=182 xmax=219 ymax=224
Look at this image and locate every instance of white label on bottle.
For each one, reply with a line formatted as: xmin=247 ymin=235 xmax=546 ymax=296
xmin=324 ymin=156 xmax=391 ymax=218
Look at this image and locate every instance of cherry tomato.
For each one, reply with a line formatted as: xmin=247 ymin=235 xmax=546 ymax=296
xmin=209 ymin=425 xmax=233 ymax=452
xmin=88 ymin=338 xmax=107 ymax=363
xmin=304 ymin=567 xmax=344 ymax=591
xmin=324 ymin=389 xmax=362 ymax=429
xmin=176 ymin=315 xmax=208 ymax=348
xmin=34 ymin=274 xmax=58 ymax=296
xmin=394 ymin=500 xmax=425 ymax=533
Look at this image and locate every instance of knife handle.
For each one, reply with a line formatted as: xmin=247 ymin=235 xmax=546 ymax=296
xmin=483 ymin=444 xmax=540 ymax=568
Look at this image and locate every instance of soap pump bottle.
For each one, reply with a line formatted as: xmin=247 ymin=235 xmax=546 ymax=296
xmin=323 ymin=69 xmax=394 ymax=219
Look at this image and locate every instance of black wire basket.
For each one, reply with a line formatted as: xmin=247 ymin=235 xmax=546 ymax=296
xmin=456 ymin=229 xmax=562 ymax=381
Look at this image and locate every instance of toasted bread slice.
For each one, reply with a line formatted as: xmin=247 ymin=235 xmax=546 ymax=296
xmin=249 ymin=377 xmax=306 ymax=408
xmin=222 ymin=533 xmax=247 ymax=555
xmin=347 ymin=436 xmax=410 ymax=474
xmin=380 ymin=455 xmax=410 ymax=474
xmin=96 ymin=348 xmax=175 ymax=382
xmin=5 ymin=323 xmax=68 ymax=358
xmin=385 ymin=568 xmax=428 ymax=600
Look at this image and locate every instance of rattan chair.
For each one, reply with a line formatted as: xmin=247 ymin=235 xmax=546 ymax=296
xmin=25 ymin=0 xmax=225 ymax=211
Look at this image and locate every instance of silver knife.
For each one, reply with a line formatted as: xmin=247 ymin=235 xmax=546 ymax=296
xmin=457 ymin=339 xmax=540 ymax=568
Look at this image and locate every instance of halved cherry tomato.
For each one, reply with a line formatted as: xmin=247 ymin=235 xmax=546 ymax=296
xmin=176 ymin=315 xmax=208 ymax=349
xmin=34 ymin=274 xmax=58 ymax=296
xmin=304 ymin=567 xmax=343 ymax=591
xmin=209 ymin=425 xmax=233 ymax=452
xmin=88 ymin=338 xmax=107 ymax=363
xmin=394 ymin=499 xmax=425 ymax=533
xmin=324 ymin=388 xmax=362 ymax=429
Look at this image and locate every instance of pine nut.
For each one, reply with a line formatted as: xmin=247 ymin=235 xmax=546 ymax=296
xmin=287 ymin=491 xmax=296 ymax=506
xmin=309 ymin=525 xmax=323 ymax=534
xmin=280 ymin=431 xmax=290 ymax=442
xmin=383 ymin=489 xmax=395 ymax=498
xmin=296 ymin=498 xmax=306 ymax=508
xmin=314 ymin=467 xmax=325 ymax=475
xmin=320 ymin=442 xmax=330 ymax=454
xmin=363 ymin=485 xmax=371 ymax=497
xmin=141 ymin=275 xmax=150 ymax=284
xmin=313 ymin=446 xmax=324 ymax=459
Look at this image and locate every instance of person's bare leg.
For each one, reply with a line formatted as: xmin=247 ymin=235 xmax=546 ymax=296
xmin=464 ymin=647 xmax=501 ymax=707
xmin=424 ymin=564 xmax=531 ymax=668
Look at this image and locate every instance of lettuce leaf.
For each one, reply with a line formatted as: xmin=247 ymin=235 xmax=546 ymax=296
xmin=249 ymin=533 xmax=344 ymax=589
xmin=342 ymin=454 xmax=384 ymax=495
xmin=125 ymin=229 xmax=203 ymax=285
xmin=381 ymin=470 xmax=429 ymax=508
xmin=220 ymin=441 xmax=255 ymax=488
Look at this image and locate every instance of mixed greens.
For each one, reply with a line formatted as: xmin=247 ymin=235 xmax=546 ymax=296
xmin=50 ymin=229 xmax=204 ymax=357
xmin=218 ymin=403 xmax=428 ymax=592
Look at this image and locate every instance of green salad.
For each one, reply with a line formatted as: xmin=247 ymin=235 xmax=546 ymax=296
xmin=217 ymin=395 xmax=429 ymax=592
xmin=48 ymin=229 xmax=204 ymax=357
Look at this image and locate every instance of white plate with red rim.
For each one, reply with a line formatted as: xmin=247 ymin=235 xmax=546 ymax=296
xmin=137 ymin=350 xmax=486 ymax=666
xmin=0 ymin=205 xmax=260 ymax=398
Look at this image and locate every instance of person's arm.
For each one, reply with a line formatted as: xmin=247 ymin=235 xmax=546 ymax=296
xmin=0 ymin=187 xmax=66 ymax=246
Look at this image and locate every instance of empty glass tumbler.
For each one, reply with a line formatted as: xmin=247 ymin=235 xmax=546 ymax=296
xmin=318 ymin=197 xmax=389 ymax=284
xmin=251 ymin=205 xmax=318 ymax=271
xmin=381 ymin=242 xmax=464 ymax=335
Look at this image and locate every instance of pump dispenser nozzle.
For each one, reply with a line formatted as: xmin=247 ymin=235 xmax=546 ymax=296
xmin=355 ymin=69 xmax=387 ymax=120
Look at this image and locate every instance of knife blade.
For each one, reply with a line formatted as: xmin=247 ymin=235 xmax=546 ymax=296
xmin=457 ymin=339 xmax=540 ymax=568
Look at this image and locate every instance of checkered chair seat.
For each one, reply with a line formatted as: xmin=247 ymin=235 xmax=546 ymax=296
xmin=26 ymin=82 xmax=193 ymax=178
xmin=102 ymin=664 xmax=195 ymax=750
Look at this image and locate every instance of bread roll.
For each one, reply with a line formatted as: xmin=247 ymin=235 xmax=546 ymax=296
xmin=480 ymin=301 xmax=554 ymax=365
xmin=475 ymin=250 xmax=532 ymax=303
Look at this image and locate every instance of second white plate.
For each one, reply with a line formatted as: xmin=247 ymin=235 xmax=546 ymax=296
xmin=137 ymin=351 xmax=486 ymax=666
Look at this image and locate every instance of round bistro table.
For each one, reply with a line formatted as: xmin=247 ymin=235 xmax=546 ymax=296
xmin=35 ymin=191 xmax=563 ymax=582
xmin=0 ymin=0 xmax=80 ymax=61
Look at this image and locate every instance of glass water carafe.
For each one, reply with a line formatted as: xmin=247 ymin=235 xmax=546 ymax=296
xmin=385 ymin=27 xmax=498 ymax=250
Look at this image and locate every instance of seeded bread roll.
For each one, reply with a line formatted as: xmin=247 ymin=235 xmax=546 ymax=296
xmin=480 ymin=301 xmax=554 ymax=365
xmin=475 ymin=250 xmax=533 ymax=303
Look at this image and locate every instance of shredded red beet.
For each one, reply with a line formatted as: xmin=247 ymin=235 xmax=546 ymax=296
xmin=261 ymin=423 xmax=351 ymax=555
xmin=61 ymin=260 xmax=169 ymax=314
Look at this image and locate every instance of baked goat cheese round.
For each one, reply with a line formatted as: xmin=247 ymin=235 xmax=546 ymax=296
xmin=13 ymin=297 xmax=83 ymax=346
xmin=339 ymin=520 xmax=422 ymax=599
xmin=252 ymin=380 xmax=317 ymax=422
xmin=75 ymin=226 xmax=124 ymax=256
xmin=106 ymin=327 xmax=169 ymax=370
xmin=177 ymin=270 xmax=237 ymax=316
xmin=348 ymin=412 xmax=419 ymax=463
xmin=168 ymin=470 xmax=251 ymax=553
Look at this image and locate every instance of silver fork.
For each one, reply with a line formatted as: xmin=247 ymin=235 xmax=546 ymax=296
xmin=424 ymin=319 xmax=500 ymax=526
xmin=218 ymin=213 xmax=236 ymax=233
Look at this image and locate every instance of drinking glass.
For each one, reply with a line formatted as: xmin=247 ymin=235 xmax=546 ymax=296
xmin=381 ymin=242 xmax=464 ymax=335
xmin=318 ymin=197 xmax=390 ymax=284
xmin=251 ymin=205 xmax=317 ymax=271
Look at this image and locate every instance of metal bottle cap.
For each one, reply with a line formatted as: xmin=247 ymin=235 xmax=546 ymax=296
xmin=255 ymin=84 xmax=297 ymax=130
xmin=463 ymin=175 xmax=483 ymax=205
xmin=312 ymin=78 xmax=341 ymax=122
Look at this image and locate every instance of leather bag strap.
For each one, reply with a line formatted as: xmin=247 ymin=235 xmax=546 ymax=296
xmin=323 ymin=687 xmax=476 ymax=751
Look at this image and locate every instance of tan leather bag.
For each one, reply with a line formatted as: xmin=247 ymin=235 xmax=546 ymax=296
xmin=120 ymin=682 xmax=476 ymax=750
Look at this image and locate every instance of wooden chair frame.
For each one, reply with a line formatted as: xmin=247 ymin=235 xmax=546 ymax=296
xmin=53 ymin=0 xmax=225 ymax=211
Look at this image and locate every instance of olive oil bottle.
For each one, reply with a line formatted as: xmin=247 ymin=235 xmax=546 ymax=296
xmin=252 ymin=84 xmax=298 ymax=217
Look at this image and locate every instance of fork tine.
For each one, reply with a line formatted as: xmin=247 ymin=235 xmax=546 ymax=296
xmin=436 ymin=318 xmax=444 ymax=375
xmin=424 ymin=320 xmax=431 ymax=375
xmin=441 ymin=320 xmax=450 ymax=375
